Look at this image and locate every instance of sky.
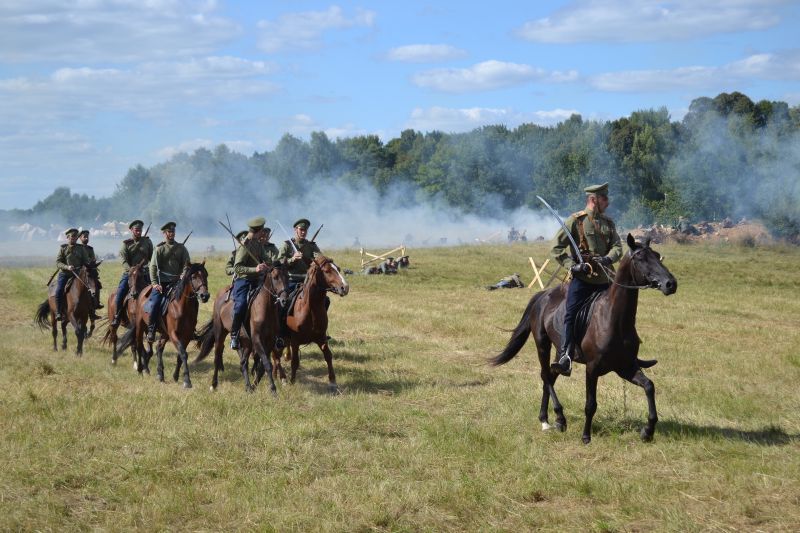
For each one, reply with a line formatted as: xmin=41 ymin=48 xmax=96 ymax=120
xmin=1 ymin=0 xmax=799 ymax=210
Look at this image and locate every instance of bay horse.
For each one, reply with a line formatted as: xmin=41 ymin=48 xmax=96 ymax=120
xmin=276 ymin=255 xmax=349 ymax=393
xmin=35 ymin=264 xmax=99 ymax=356
xmin=194 ymin=262 xmax=289 ymax=393
xmin=489 ymin=234 xmax=677 ymax=443
xmin=103 ymin=260 xmax=148 ymax=364
xmin=119 ymin=262 xmax=210 ymax=388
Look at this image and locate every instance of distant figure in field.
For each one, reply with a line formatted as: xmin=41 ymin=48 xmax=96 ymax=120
xmin=486 ymin=273 xmax=524 ymax=291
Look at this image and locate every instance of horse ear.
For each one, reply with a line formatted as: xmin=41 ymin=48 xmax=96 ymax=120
xmin=626 ymin=233 xmax=638 ymax=250
xmin=201 ymin=259 xmax=206 ymax=266
xmin=644 ymin=237 xmax=651 ymax=248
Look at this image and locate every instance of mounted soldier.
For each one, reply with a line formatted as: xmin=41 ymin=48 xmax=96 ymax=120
xmin=278 ymin=218 xmax=323 ymax=295
xmin=146 ymin=222 xmax=190 ymax=342
xmin=54 ymin=228 xmax=91 ymax=321
xmin=259 ymin=226 xmax=281 ymax=263
xmin=78 ymin=229 xmax=103 ymax=318
xmin=229 ymin=217 xmax=272 ymax=350
xmin=549 ymin=182 xmax=622 ymax=376
xmin=111 ymin=220 xmax=153 ymax=327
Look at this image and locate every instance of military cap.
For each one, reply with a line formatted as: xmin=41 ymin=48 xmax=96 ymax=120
xmin=584 ymin=182 xmax=609 ymax=196
xmin=78 ymin=229 xmax=90 ymax=237
xmin=247 ymin=216 xmax=265 ymax=231
xmin=64 ymin=228 xmax=79 ymax=237
xmin=293 ymin=218 xmax=311 ymax=230
xmin=160 ymin=221 xmax=176 ymax=232
xmin=235 ymin=230 xmax=248 ymax=241
xmin=129 ymin=219 xmax=144 ymax=230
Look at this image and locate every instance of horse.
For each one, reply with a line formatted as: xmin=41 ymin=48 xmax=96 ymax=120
xmin=119 ymin=262 xmax=210 ymax=388
xmin=275 ymin=255 xmax=349 ymax=393
xmin=35 ymin=264 xmax=99 ymax=356
xmin=194 ymin=262 xmax=289 ymax=393
xmin=489 ymin=234 xmax=677 ymax=443
xmin=103 ymin=260 xmax=148 ymax=364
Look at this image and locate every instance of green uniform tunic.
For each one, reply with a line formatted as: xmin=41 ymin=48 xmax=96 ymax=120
xmin=80 ymin=243 xmax=96 ymax=262
xmin=550 ymin=208 xmax=622 ymax=285
xmin=263 ymin=242 xmax=280 ymax=264
xmin=56 ymin=243 xmax=90 ymax=271
xmin=224 ymin=252 xmax=236 ymax=277
xmin=278 ymin=238 xmax=322 ymax=280
xmin=120 ymin=236 xmax=153 ymax=273
xmin=233 ymin=239 xmax=270 ymax=281
xmin=149 ymin=241 xmax=191 ymax=284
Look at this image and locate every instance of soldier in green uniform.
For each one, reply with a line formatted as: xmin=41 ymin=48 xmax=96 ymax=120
xmin=229 ymin=217 xmax=271 ymax=349
xmin=259 ymin=226 xmax=281 ymax=263
xmin=78 ymin=229 xmax=103 ymax=317
xmin=54 ymin=228 xmax=92 ymax=321
xmin=111 ymin=220 xmax=154 ymax=326
xmin=146 ymin=222 xmax=191 ymax=342
xmin=379 ymin=257 xmax=398 ymax=275
xmin=550 ymin=182 xmax=622 ymax=376
xmin=278 ymin=218 xmax=323 ymax=294
xmin=225 ymin=230 xmax=249 ymax=277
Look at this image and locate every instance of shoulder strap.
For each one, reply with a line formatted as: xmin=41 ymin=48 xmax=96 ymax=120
xmin=124 ymin=238 xmax=133 ymax=245
xmin=573 ymin=216 xmax=589 ymax=253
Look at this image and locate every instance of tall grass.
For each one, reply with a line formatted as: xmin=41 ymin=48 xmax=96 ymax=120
xmin=1 ymin=242 xmax=798 ymax=531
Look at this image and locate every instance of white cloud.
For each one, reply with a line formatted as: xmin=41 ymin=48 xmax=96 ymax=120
xmin=411 ymin=60 xmax=578 ymax=93
xmin=257 ymin=5 xmax=375 ymax=53
xmin=0 ymin=1 xmax=240 ymax=63
xmin=517 ymin=0 xmax=787 ymax=43
xmin=405 ymin=106 xmax=579 ymax=133
xmin=386 ymin=44 xmax=467 ymax=63
xmin=0 ymin=56 xmax=280 ymax=122
xmin=590 ymin=50 xmax=800 ymax=92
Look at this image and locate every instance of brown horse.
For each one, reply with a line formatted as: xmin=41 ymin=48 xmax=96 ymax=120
xmin=103 ymin=260 xmax=148 ymax=364
xmin=35 ymin=264 xmax=99 ymax=356
xmin=119 ymin=262 xmax=210 ymax=388
xmin=194 ymin=262 xmax=289 ymax=393
xmin=276 ymin=255 xmax=349 ymax=393
xmin=490 ymin=234 xmax=677 ymax=443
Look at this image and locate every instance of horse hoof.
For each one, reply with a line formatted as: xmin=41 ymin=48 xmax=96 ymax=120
xmin=144 ymin=368 xmax=150 ymax=376
xmin=110 ymin=358 xmax=116 ymax=366
xmin=133 ymin=361 xmax=138 ymax=371
xmin=158 ymin=375 xmax=165 ymax=383
xmin=541 ymin=422 xmax=552 ymax=431
xmin=555 ymin=422 xmax=567 ymax=433
xmin=582 ymin=435 xmax=591 ymax=444
xmin=640 ymin=428 xmax=654 ymax=442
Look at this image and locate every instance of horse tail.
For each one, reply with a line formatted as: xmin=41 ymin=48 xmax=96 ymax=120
xmin=117 ymin=326 xmax=135 ymax=353
xmin=488 ymin=292 xmax=541 ymax=366
xmin=193 ymin=318 xmax=215 ymax=362
xmin=34 ymin=300 xmax=51 ymax=330
xmin=101 ymin=328 xmax=112 ymax=347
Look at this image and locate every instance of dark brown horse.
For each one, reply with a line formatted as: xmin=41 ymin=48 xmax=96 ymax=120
xmin=194 ymin=262 xmax=289 ymax=393
xmin=490 ymin=234 xmax=677 ymax=443
xmin=276 ymin=255 xmax=349 ymax=393
xmin=35 ymin=264 xmax=99 ymax=356
xmin=103 ymin=260 xmax=148 ymax=364
xmin=119 ymin=262 xmax=210 ymax=388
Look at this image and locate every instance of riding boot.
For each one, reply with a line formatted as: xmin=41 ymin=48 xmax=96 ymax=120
xmin=230 ymin=315 xmax=242 ymax=350
xmin=146 ymin=317 xmax=158 ymax=343
xmin=111 ymin=307 xmax=121 ymax=327
xmin=95 ymin=290 xmax=104 ymax=309
xmin=554 ymin=324 xmax=573 ymax=377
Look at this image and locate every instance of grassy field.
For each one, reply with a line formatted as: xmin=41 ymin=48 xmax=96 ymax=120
xmin=1 ymin=241 xmax=799 ymax=531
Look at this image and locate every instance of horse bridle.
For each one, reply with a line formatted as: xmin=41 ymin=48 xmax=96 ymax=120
xmin=186 ymin=266 xmax=209 ymax=300
xmin=597 ymin=248 xmax=659 ymax=290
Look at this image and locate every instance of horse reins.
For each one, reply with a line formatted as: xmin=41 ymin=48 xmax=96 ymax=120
xmin=596 ymin=251 xmax=655 ymax=290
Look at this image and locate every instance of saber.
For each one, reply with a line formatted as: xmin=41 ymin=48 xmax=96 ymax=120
xmin=225 ymin=213 xmax=237 ymax=250
xmin=536 ymin=195 xmax=584 ymax=264
xmin=218 ymin=220 xmax=262 ymax=265
xmin=310 ymin=223 xmax=324 ymax=242
xmin=275 ymin=220 xmax=299 ymax=255
xmin=182 ymin=230 xmax=193 ymax=245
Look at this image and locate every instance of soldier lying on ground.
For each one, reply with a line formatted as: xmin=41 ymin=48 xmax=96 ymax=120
xmin=486 ymin=273 xmax=524 ymax=291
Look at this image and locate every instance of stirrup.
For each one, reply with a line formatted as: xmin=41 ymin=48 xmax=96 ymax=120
xmin=552 ymin=354 xmax=572 ymax=377
xmin=275 ymin=337 xmax=285 ymax=350
xmin=230 ymin=334 xmax=240 ymax=350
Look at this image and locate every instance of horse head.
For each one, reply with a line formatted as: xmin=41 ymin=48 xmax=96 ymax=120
xmin=128 ymin=259 xmax=148 ymax=295
xmin=312 ymin=255 xmax=349 ymax=297
xmin=82 ymin=263 xmax=100 ymax=298
xmin=184 ymin=261 xmax=210 ymax=303
xmin=267 ymin=260 xmax=290 ymax=308
xmin=625 ymin=233 xmax=677 ymax=295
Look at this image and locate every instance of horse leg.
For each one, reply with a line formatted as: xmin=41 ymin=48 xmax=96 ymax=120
xmin=581 ymin=369 xmax=599 ymax=444
xmin=254 ymin=337 xmax=277 ymax=395
xmin=75 ymin=320 xmax=84 ymax=356
xmin=110 ymin=324 xmax=119 ymax=363
xmin=320 ymin=341 xmax=338 ymax=394
xmin=61 ymin=317 xmax=68 ymax=351
xmin=239 ymin=347 xmax=254 ymax=393
xmin=210 ymin=331 xmax=225 ymax=391
xmin=50 ymin=311 xmax=58 ymax=351
xmin=272 ymin=347 xmax=287 ymax=384
xmin=619 ymin=367 xmax=658 ymax=442
xmin=153 ymin=338 xmax=165 ymax=381
xmin=87 ymin=319 xmax=94 ymax=339
xmin=175 ymin=341 xmax=192 ymax=389
xmin=289 ymin=343 xmax=300 ymax=384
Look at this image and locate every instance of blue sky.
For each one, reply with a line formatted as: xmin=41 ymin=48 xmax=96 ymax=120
xmin=1 ymin=0 xmax=799 ymax=210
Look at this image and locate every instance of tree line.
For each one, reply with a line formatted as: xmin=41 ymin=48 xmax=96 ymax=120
xmin=5 ymin=91 xmax=800 ymax=241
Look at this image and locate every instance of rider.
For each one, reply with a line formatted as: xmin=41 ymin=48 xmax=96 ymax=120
xmin=146 ymin=222 xmax=191 ymax=342
xmin=78 ymin=229 xmax=103 ymax=319
xmin=550 ymin=182 xmax=622 ymax=376
xmin=260 ymin=226 xmax=281 ymax=263
xmin=111 ymin=220 xmax=153 ymax=327
xmin=54 ymin=228 xmax=91 ymax=321
xmin=278 ymin=218 xmax=323 ymax=295
xmin=225 ymin=230 xmax=249 ymax=277
xmin=229 ymin=217 xmax=271 ymax=350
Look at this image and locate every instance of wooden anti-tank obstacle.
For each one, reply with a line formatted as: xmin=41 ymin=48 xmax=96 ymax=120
xmin=360 ymin=245 xmax=407 ymax=268
xmin=527 ymin=256 xmax=566 ymax=290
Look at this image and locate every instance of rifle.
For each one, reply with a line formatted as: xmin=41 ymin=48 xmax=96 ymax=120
xmin=310 ymin=223 xmax=324 ymax=242
xmin=275 ymin=220 xmax=300 ymax=255
xmin=218 ymin=220 xmax=262 ymax=265
xmin=182 ymin=230 xmax=193 ymax=245
xmin=143 ymin=221 xmax=152 ymax=237
xmin=45 ymin=269 xmax=59 ymax=287
xmin=225 ymin=213 xmax=237 ymax=250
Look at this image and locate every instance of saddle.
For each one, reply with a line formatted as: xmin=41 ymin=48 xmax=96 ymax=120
xmin=553 ymin=290 xmax=606 ymax=361
xmin=142 ymin=285 xmax=178 ymax=317
xmin=286 ymin=285 xmax=303 ymax=317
